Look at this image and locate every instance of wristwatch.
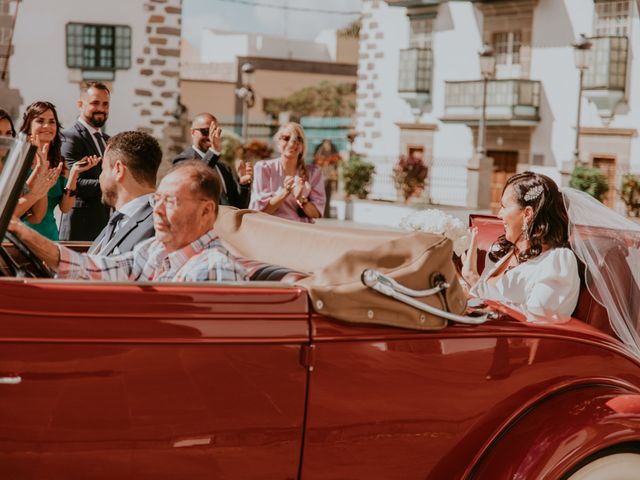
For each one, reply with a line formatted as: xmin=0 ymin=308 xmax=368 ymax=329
xmin=63 ymin=187 xmax=77 ymax=197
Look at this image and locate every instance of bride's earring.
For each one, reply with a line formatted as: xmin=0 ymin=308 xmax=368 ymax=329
xmin=522 ymin=219 xmax=530 ymax=241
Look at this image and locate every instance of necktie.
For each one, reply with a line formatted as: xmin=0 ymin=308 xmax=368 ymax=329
xmin=102 ymin=211 xmax=124 ymax=246
xmin=93 ymin=131 xmax=106 ymax=156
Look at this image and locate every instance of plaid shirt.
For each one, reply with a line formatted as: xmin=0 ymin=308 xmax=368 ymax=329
xmin=57 ymin=229 xmax=248 ymax=282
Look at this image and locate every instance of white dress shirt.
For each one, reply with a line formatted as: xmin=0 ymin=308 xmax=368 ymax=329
xmin=78 ymin=117 xmax=105 ymax=155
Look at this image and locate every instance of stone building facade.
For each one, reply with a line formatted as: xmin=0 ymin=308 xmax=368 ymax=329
xmin=5 ymin=0 xmax=186 ymax=170
xmin=356 ymin=0 xmax=640 ymax=213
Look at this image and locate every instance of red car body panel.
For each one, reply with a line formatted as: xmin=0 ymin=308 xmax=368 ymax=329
xmin=471 ymin=386 xmax=640 ymax=479
xmin=301 ymin=315 xmax=640 ymax=479
xmin=0 ymin=215 xmax=639 ymax=478
xmin=0 ymin=280 xmax=309 ymax=479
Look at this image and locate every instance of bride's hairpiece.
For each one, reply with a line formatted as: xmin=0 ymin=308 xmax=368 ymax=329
xmin=524 ymin=185 xmax=544 ymax=202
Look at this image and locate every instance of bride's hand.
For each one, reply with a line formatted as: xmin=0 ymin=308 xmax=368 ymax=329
xmin=461 ymin=227 xmax=480 ymax=287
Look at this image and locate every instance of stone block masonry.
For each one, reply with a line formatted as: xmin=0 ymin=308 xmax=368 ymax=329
xmin=135 ymin=0 xmax=188 ymax=177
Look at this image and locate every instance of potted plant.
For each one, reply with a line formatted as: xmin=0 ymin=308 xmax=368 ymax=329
xmin=620 ymin=173 xmax=640 ymax=217
xmin=341 ymin=153 xmax=375 ymax=220
xmin=569 ymin=166 xmax=609 ymax=202
xmin=342 ymin=153 xmax=375 ymax=199
xmin=393 ymin=154 xmax=429 ymax=203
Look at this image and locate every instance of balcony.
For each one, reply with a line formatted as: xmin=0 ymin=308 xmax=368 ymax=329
xmin=583 ymin=36 xmax=628 ymax=123
xmin=398 ymin=47 xmax=432 ymax=113
xmin=442 ymin=79 xmax=541 ymax=126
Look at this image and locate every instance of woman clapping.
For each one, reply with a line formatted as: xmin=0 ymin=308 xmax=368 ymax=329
xmin=250 ymin=122 xmax=325 ymax=223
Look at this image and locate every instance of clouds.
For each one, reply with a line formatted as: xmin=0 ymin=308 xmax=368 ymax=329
xmin=183 ymin=0 xmax=361 ymax=46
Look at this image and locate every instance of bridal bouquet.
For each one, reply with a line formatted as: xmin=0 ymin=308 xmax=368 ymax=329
xmin=399 ymin=209 xmax=469 ymax=257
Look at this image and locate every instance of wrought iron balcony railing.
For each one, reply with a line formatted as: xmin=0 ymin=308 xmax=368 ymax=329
xmin=443 ymin=79 xmax=541 ymax=124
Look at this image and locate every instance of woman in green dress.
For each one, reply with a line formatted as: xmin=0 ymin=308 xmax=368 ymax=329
xmin=18 ymin=101 xmax=100 ymax=241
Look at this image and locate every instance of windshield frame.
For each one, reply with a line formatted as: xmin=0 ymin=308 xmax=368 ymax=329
xmin=0 ymin=134 xmax=37 ymax=240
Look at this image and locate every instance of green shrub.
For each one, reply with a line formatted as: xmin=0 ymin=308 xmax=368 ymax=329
xmin=342 ymin=154 xmax=375 ymax=199
xmin=620 ymin=173 xmax=640 ymax=217
xmin=220 ymin=132 xmax=242 ymax=167
xmin=569 ymin=166 xmax=609 ymax=202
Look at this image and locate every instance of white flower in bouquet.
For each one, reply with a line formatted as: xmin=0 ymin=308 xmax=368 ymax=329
xmin=399 ymin=209 xmax=469 ymax=257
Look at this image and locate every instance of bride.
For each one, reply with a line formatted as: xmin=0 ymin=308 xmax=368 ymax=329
xmin=462 ymin=171 xmax=580 ymax=321
xmin=463 ymin=170 xmax=640 ymax=358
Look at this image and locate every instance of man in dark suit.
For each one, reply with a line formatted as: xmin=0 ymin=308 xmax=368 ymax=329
xmin=173 ymin=112 xmax=253 ymax=208
xmin=88 ymin=131 xmax=162 ymax=256
xmin=59 ymin=81 xmax=112 ymax=241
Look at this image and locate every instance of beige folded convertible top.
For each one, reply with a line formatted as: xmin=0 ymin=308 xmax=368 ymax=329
xmin=215 ymin=207 xmax=467 ymax=330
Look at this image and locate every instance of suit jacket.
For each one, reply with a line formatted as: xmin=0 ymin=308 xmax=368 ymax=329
xmin=173 ymin=146 xmax=250 ymax=209
xmin=59 ymin=121 xmax=111 ymax=241
xmin=88 ymin=201 xmax=154 ymax=256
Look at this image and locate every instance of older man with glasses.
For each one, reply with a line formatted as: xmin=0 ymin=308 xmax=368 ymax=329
xmin=8 ymin=161 xmax=248 ymax=283
xmin=173 ymin=112 xmax=253 ymax=209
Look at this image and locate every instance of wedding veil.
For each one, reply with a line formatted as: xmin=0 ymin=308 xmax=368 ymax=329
xmin=562 ymin=187 xmax=640 ymax=358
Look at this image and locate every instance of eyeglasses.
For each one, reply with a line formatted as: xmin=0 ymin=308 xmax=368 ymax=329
xmin=279 ymin=134 xmax=303 ymax=144
xmin=194 ymin=128 xmax=210 ymax=136
xmin=150 ymin=193 xmax=208 ymax=210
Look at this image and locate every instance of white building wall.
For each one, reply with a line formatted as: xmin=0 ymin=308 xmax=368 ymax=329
xmin=200 ymin=30 xmax=333 ymax=64
xmin=9 ymin=0 xmax=148 ymax=134
xmin=357 ymin=0 xmax=640 ymax=206
xmin=628 ymin=3 xmax=640 ymax=173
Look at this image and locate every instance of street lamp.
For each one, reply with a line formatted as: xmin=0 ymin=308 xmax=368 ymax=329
xmin=477 ymin=43 xmax=495 ymax=158
xmin=235 ymin=62 xmax=255 ymax=142
xmin=572 ymin=34 xmax=592 ymax=165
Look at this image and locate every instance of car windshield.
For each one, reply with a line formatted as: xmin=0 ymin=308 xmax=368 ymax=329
xmin=0 ymin=134 xmax=37 ymax=241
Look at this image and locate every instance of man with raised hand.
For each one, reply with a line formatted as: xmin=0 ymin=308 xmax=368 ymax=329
xmin=173 ymin=112 xmax=253 ymax=208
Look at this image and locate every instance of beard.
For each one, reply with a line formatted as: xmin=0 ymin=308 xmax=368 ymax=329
xmin=101 ymin=184 xmax=117 ymax=208
xmin=88 ymin=112 xmax=107 ymax=128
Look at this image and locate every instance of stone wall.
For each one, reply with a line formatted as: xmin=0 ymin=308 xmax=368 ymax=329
xmin=135 ymin=0 xmax=188 ymax=176
xmin=355 ymin=0 xmax=384 ymax=155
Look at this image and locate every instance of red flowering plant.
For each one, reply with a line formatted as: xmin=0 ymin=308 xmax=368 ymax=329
xmin=393 ymin=154 xmax=429 ymax=203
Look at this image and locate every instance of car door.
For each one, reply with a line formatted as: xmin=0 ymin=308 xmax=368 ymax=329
xmin=0 ymin=279 xmax=309 ymax=480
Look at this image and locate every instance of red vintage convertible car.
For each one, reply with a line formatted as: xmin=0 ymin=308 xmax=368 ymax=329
xmin=0 ymin=136 xmax=639 ymax=479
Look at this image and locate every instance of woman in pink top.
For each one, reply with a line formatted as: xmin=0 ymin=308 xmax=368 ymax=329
xmin=250 ymin=122 xmax=325 ymax=223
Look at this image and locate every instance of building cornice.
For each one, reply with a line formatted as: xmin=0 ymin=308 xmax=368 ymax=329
xmin=395 ymin=122 xmax=438 ymax=131
xmin=385 ymin=0 xmax=443 ymax=7
xmin=580 ymin=127 xmax=637 ymax=137
xmin=236 ymin=56 xmax=357 ymax=77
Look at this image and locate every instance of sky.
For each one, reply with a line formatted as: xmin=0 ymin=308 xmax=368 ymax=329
xmin=182 ymin=0 xmax=362 ymax=47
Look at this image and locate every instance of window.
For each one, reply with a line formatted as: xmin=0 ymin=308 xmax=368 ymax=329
xmin=398 ymin=15 xmax=433 ymax=94
xmin=493 ymin=31 xmax=521 ymax=66
xmin=0 ymin=26 xmax=11 ymax=58
xmin=409 ymin=16 xmax=432 ymax=49
xmin=66 ymin=23 xmax=131 ymax=75
xmin=594 ymin=0 xmax=631 ymax=36
xmin=584 ymin=36 xmax=628 ymax=90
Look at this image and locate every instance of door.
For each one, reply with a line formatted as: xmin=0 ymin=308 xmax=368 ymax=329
xmin=488 ymin=150 xmax=518 ymax=214
xmin=0 ymin=280 xmax=310 ymax=479
xmin=593 ymin=156 xmax=616 ymax=208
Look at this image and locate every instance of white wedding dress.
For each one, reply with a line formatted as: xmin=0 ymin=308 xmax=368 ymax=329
xmin=469 ymin=247 xmax=580 ymax=322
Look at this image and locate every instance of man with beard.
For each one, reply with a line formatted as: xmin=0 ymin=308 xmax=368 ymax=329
xmin=173 ymin=112 xmax=253 ymax=208
xmin=88 ymin=131 xmax=161 ymax=256
xmin=59 ymin=81 xmax=112 ymax=241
